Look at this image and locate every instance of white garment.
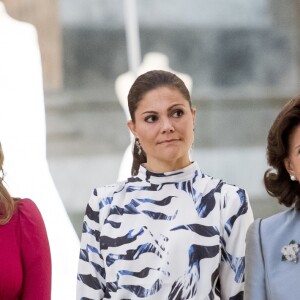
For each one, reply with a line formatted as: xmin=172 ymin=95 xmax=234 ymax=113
xmin=77 ymin=162 xmax=254 ymax=299
xmin=0 ymin=3 xmax=79 ymax=299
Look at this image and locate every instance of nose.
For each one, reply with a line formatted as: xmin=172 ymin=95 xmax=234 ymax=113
xmin=161 ymin=117 xmax=175 ymax=133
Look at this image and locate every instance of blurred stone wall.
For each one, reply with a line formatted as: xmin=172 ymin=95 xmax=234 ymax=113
xmin=3 ymin=0 xmax=300 ymax=235
xmin=59 ymin=0 xmax=298 ymax=100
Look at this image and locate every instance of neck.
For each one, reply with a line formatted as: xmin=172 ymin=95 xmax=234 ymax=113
xmin=145 ymin=160 xmax=192 ymax=174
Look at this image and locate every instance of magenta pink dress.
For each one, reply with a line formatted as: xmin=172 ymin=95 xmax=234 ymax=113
xmin=0 ymin=198 xmax=51 ymax=299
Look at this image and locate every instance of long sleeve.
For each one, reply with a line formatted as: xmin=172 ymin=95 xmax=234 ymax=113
xmin=219 ymin=187 xmax=254 ymax=299
xmin=77 ymin=188 xmax=107 ymax=300
xmin=77 ymin=163 xmax=254 ymax=299
xmin=244 ymin=219 xmax=267 ymax=300
xmin=19 ymin=199 xmax=52 ymax=300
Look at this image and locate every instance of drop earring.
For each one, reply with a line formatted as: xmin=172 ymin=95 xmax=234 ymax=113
xmin=135 ymin=138 xmax=142 ymax=155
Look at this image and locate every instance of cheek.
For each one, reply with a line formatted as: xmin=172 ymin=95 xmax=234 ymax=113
xmin=137 ymin=129 xmax=154 ymax=146
xmin=186 ymin=124 xmax=195 ymax=144
xmin=295 ymin=158 xmax=300 ymax=170
xmin=184 ymin=121 xmax=195 ymax=135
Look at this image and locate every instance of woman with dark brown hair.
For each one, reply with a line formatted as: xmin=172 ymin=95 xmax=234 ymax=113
xmin=77 ymin=70 xmax=254 ymax=299
xmin=245 ymin=96 xmax=300 ymax=300
xmin=0 ymin=142 xmax=51 ymax=299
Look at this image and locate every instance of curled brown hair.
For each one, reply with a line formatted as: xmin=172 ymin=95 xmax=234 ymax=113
xmin=0 ymin=143 xmax=15 ymax=224
xmin=264 ymin=96 xmax=300 ymax=208
xmin=127 ymin=70 xmax=192 ymax=176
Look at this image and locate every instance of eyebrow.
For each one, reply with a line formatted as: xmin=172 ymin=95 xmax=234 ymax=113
xmin=141 ymin=104 xmax=185 ymax=115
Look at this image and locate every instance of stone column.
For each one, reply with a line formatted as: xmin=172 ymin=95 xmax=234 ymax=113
xmin=270 ymin=0 xmax=300 ymax=89
xmin=2 ymin=0 xmax=63 ymax=91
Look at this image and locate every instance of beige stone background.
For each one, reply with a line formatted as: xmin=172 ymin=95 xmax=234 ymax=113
xmin=2 ymin=0 xmax=300 ymax=236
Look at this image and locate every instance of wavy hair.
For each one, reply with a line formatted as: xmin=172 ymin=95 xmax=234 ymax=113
xmin=127 ymin=70 xmax=192 ymax=176
xmin=0 ymin=143 xmax=15 ymax=224
xmin=264 ymin=96 xmax=300 ymax=208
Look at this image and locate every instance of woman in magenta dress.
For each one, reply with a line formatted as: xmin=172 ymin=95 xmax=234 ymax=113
xmin=0 ymin=142 xmax=52 ymax=299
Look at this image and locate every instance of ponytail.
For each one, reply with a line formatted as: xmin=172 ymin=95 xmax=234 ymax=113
xmin=131 ymin=138 xmax=147 ymax=176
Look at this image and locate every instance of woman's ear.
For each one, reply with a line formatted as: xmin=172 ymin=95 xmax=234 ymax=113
xmin=284 ymin=157 xmax=294 ymax=175
xmin=127 ymin=120 xmax=136 ymax=136
xmin=192 ymin=108 xmax=196 ymax=128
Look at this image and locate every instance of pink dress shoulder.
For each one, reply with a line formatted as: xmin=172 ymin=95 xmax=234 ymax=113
xmin=0 ymin=198 xmax=51 ymax=299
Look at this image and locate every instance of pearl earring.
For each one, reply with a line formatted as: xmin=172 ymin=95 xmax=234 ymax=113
xmin=290 ymin=174 xmax=296 ymax=181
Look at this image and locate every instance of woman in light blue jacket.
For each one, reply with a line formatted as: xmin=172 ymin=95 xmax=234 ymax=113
xmin=245 ymin=96 xmax=300 ymax=300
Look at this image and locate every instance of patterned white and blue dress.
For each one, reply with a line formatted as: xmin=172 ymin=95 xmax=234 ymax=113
xmin=77 ymin=162 xmax=253 ymax=300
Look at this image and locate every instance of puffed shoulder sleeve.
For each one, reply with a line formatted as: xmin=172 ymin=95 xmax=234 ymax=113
xmin=77 ymin=185 xmax=117 ymax=300
xmin=219 ymin=186 xmax=254 ymax=299
xmin=244 ymin=218 xmax=267 ymax=300
xmin=19 ymin=199 xmax=52 ymax=300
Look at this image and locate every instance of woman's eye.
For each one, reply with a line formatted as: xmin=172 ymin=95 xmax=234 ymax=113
xmin=172 ymin=109 xmax=184 ymax=118
xmin=144 ymin=115 xmax=158 ymax=123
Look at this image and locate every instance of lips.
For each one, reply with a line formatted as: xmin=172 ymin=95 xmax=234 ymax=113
xmin=158 ymin=138 xmax=180 ymax=144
